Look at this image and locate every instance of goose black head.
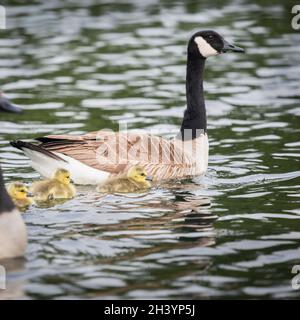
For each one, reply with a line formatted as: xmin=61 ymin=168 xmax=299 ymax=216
xmin=188 ymin=30 xmax=244 ymax=59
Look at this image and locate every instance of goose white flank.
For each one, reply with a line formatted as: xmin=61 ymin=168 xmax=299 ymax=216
xmin=0 ymin=166 xmax=27 ymax=260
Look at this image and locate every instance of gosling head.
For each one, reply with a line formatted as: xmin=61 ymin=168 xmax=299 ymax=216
xmin=127 ymin=166 xmax=151 ymax=184
xmin=188 ymin=30 xmax=244 ymax=59
xmin=7 ymin=183 xmax=30 ymax=200
xmin=53 ymin=169 xmax=71 ymax=185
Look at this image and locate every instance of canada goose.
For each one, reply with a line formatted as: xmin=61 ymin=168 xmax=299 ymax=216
xmin=0 ymin=166 xmax=27 ymax=260
xmin=7 ymin=182 xmax=33 ymax=210
xmin=30 ymin=168 xmax=76 ymax=201
xmin=10 ymin=30 xmax=244 ymax=185
xmin=0 ymin=92 xmax=22 ymax=113
xmin=97 ymin=166 xmax=151 ymax=193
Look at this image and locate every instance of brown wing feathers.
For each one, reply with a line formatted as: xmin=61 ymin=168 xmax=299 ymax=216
xmin=11 ymin=132 xmax=198 ymax=180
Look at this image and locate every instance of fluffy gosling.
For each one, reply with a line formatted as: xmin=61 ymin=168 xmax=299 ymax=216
xmin=7 ymin=182 xmax=33 ymax=210
xmin=30 ymin=168 xmax=76 ymax=201
xmin=97 ymin=166 xmax=151 ymax=193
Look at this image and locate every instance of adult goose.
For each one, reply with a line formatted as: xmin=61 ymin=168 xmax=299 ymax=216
xmin=0 ymin=92 xmax=22 ymax=113
xmin=0 ymin=166 xmax=27 ymax=260
xmin=11 ymin=30 xmax=244 ymax=185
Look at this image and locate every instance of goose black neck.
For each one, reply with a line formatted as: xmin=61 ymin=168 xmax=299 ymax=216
xmin=180 ymin=54 xmax=206 ymax=140
xmin=0 ymin=168 xmax=15 ymax=213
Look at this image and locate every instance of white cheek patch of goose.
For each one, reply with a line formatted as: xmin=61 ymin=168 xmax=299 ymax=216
xmin=194 ymin=36 xmax=218 ymax=57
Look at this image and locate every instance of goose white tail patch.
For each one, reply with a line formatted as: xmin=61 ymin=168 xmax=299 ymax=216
xmin=194 ymin=36 xmax=218 ymax=58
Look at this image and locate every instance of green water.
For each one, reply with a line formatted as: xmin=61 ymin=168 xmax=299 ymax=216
xmin=0 ymin=0 xmax=300 ymax=299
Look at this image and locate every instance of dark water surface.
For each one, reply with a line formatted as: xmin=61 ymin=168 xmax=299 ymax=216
xmin=0 ymin=0 xmax=300 ymax=299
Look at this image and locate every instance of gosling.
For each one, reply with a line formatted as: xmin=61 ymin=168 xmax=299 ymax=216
xmin=97 ymin=166 xmax=152 ymax=193
xmin=30 ymin=168 xmax=76 ymax=201
xmin=7 ymin=182 xmax=33 ymax=210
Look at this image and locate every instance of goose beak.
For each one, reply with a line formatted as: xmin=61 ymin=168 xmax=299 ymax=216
xmin=145 ymin=176 xmax=153 ymax=182
xmin=0 ymin=99 xmax=23 ymax=113
xmin=222 ymin=40 xmax=244 ymax=53
xmin=27 ymin=192 xmax=34 ymax=198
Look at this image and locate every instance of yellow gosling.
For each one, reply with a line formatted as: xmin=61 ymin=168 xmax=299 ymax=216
xmin=7 ymin=182 xmax=33 ymax=210
xmin=97 ymin=166 xmax=151 ymax=193
xmin=30 ymin=168 xmax=76 ymax=201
